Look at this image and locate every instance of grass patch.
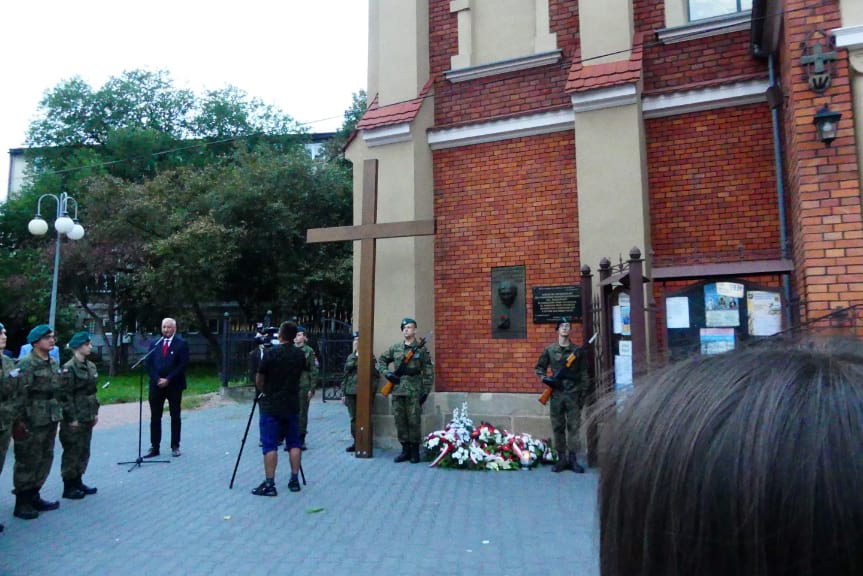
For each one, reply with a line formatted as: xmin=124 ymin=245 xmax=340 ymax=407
xmin=97 ymin=365 xmax=221 ymax=406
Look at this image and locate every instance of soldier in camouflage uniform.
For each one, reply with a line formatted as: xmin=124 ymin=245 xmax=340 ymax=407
xmin=13 ymin=325 xmax=64 ymax=520
xmin=377 ymin=318 xmax=434 ymax=464
xmin=59 ymin=331 xmax=100 ymax=500
xmin=341 ymin=331 xmax=378 ymax=452
xmin=0 ymin=322 xmax=23 ymax=533
xmin=293 ymin=326 xmax=319 ymax=451
xmin=535 ymin=317 xmax=587 ymax=473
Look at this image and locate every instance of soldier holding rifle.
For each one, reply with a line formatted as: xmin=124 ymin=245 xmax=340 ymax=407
xmin=377 ymin=318 xmax=434 ymax=464
xmin=535 ymin=317 xmax=587 ymax=474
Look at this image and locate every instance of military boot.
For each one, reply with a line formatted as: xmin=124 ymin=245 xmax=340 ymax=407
xmin=31 ymin=491 xmax=60 ymax=511
xmin=13 ymin=491 xmax=38 ymax=520
xmin=569 ymin=452 xmax=585 ymax=474
xmin=552 ymin=451 xmax=569 ymax=473
xmin=409 ymin=443 xmax=421 ymax=464
xmin=393 ymin=443 xmax=410 ymax=463
xmin=77 ymin=477 xmax=98 ymax=495
xmin=62 ymin=480 xmax=85 ymax=500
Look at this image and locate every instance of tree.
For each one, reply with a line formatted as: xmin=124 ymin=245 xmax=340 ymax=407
xmin=10 ymin=69 xmax=355 ymax=372
xmin=321 ymin=90 xmax=367 ymax=163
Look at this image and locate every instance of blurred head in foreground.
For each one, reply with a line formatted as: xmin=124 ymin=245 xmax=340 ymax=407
xmin=598 ymin=338 xmax=863 ymax=576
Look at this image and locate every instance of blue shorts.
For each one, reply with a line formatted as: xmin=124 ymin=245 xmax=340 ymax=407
xmin=259 ymin=412 xmax=300 ymax=453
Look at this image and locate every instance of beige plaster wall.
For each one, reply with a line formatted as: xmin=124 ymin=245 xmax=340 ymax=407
xmin=841 ymin=2 xmax=863 ymax=198
xmin=343 ymin=114 xmax=435 ymax=361
xmin=575 ymin=103 xmax=651 ymax=287
xmin=841 ymin=0 xmax=863 ymax=24
xmin=665 ymin=0 xmax=687 ymax=27
xmin=367 ymin=0 xmax=379 ymax=105
xmin=372 ymin=0 xmax=429 ymax=106
xmin=473 ymin=0 xmax=536 ymax=63
xmin=579 ymin=0 xmax=633 ymax=63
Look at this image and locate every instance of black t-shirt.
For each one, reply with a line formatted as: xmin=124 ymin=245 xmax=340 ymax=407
xmin=257 ymin=343 xmax=306 ymax=416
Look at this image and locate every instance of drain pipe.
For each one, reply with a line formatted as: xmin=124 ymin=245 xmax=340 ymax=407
xmin=767 ymin=54 xmax=794 ymax=327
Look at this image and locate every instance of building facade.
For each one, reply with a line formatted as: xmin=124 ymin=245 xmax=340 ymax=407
xmin=345 ymin=0 xmax=863 ymax=445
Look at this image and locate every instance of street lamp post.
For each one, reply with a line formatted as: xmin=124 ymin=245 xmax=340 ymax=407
xmin=28 ymin=191 xmax=85 ymax=328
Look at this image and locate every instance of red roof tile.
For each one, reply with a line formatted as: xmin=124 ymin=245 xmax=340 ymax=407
xmin=357 ymin=77 xmax=434 ymax=131
xmin=565 ymin=32 xmax=644 ymax=93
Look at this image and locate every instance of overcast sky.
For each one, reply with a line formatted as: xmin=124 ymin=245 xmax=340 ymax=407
xmin=1 ymin=0 xmax=368 ymax=200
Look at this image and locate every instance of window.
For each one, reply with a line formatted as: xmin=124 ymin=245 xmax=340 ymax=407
xmin=689 ymin=0 xmax=752 ymax=21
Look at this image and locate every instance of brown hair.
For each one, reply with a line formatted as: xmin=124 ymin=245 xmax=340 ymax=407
xmin=598 ymin=338 xmax=863 ymax=576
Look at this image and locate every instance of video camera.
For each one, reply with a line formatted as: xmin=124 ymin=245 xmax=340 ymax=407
xmin=254 ymin=323 xmax=279 ymax=347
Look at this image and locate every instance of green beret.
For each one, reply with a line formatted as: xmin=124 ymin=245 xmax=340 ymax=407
xmin=69 ymin=331 xmax=91 ymax=349
xmin=27 ymin=324 xmax=53 ymax=344
xmin=400 ymin=317 xmax=417 ymax=330
xmin=556 ymin=317 xmax=570 ymax=330
xmin=297 ymin=325 xmax=306 ymax=333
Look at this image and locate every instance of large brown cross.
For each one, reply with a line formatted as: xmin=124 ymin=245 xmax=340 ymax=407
xmin=307 ymin=159 xmax=435 ymax=458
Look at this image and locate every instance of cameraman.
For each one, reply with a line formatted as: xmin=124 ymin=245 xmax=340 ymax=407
xmin=253 ymin=322 xmax=306 ymax=496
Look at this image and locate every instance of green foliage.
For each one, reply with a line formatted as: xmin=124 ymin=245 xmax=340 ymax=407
xmin=2 ymin=69 xmax=357 ymax=369
xmin=321 ymin=90 xmax=368 ymax=163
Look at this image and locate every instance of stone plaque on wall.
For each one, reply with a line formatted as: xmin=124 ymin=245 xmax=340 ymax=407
xmin=532 ymin=285 xmax=583 ymax=323
xmin=491 ymin=265 xmax=526 ymax=339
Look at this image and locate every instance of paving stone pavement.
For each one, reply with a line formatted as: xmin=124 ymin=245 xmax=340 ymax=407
xmin=0 ymin=397 xmax=600 ymax=576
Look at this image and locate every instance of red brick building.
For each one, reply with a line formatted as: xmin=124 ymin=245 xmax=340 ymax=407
xmin=346 ymin=0 xmax=863 ymax=443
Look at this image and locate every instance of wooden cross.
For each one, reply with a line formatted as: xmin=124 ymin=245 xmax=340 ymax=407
xmin=307 ymin=159 xmax=435 ymax=458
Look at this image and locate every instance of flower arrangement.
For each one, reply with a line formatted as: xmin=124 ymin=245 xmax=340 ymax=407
xmin=424 ymin=402 xmax=556 ymax=471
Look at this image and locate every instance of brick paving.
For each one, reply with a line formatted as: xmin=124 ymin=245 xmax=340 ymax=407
xmin=0 ymin=397 xmax=599 ymax=576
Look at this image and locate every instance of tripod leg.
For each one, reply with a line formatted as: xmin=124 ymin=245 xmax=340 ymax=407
xmin=229 ymin=394 xmax=259 ymax=489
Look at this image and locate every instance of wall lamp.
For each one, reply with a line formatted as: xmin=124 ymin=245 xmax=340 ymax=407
xmin=813 ymin=104 xmax=841 ymax=147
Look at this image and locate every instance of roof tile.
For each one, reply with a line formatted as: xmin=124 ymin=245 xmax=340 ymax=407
xmin=565 ymin=32 xmax=644 ymax=93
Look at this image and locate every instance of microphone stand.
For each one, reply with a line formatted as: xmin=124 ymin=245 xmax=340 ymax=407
xmin=118 ymin=337 xmax=170 ymax=471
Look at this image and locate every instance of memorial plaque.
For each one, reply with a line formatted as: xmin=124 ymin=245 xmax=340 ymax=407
xmin=532 ymin=285 xmax=583 ymax=323
xmin=491 ymin=265 xmax=527 ymax=339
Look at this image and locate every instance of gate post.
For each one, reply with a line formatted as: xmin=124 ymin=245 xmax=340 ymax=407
xmin=220 ymin=312 xmax=230 ymax=391
xmin=628 ymin=247 xmax=646 ymax=382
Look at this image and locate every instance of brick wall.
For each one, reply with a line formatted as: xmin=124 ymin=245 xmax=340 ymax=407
xmin=647 ymin=104 xmax=781 ymax=266
xmin=642 ymin=30 xmax=765 ymax=94
xmin=433 ymin=131 xmax=578 ymax=393
xmin=429 ymin=1 xmax=579 ymax=127
xmin=779 ymin=1 xmax=863 ymax=318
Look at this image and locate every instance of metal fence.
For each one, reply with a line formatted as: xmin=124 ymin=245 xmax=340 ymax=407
xmin=218 ymin=315 xmax=354 ymax=401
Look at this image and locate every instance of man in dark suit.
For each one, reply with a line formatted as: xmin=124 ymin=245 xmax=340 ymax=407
xmin=144 ymin=318 xmax=189 ymax=458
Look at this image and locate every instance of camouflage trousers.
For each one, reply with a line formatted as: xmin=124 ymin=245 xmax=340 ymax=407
xmin=298 ymin=389 xmax=312 ymax=436
xmin=550 ymin=391 xmax=583 ymax=455
xmin=14 ymin=421 xmax=59 ymax=492
xmin=392 ymin=395 xmax=422 ymax=444
xmin=59 ymin=420 xmax=94 ymax=480
xmin=344 ymin=394 xmax=357 ymax=439
xmin=0 ymin=425 xmax=10 ymax=480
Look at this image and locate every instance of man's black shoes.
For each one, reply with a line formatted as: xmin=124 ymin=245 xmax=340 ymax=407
xmin=288 ymin=478 xmax=301 ymax=492
xmin=143 ymin=447 xmax=160 ymax=458
xmin=345 ymin=443 xmax=356 ymax=452
xmin=251 ymin=481 xmax=277 ymax=497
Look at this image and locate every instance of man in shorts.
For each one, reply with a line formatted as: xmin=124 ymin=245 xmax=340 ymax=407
xmin=253 ymin=321 xmax=307 ymax=495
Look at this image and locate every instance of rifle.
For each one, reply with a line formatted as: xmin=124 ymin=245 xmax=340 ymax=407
xmin=538 ymin=333 xmax=597 ymax=405
xmin=380 ymin=335 xmax=429 ymax=397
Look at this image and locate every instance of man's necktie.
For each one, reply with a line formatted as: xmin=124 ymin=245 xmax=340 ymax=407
xmin=162 ymin=340 xmax=169 ymax=358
